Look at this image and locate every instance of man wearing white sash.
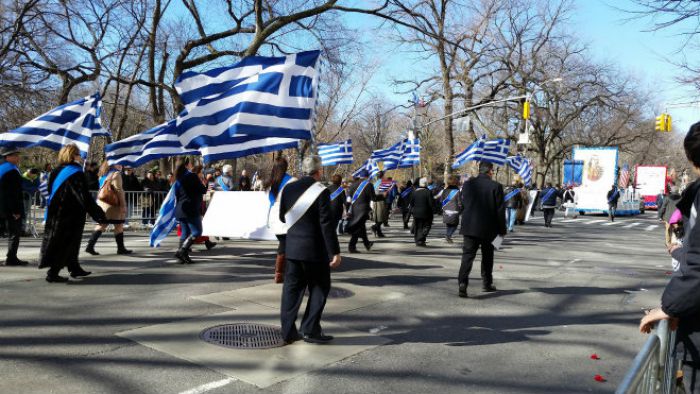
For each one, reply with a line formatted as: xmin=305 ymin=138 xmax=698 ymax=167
xmin=278 ymin=155 xmax=341 ymax=344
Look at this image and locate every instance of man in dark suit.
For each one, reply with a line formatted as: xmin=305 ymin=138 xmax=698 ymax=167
xmin=279 ymin=155 xmax=341 ymax=344
xmin=327 ymin=174 xmax=346 ymax=234
xmin=458 ymin=161 xmax=506 ymax=297
xmin=0 ymin=147 xmax=28 ymax=266
xmin=346 ymin=175 xmax=375 ymax=253
xmin=410 ymin=177 xmax=435 ymax=246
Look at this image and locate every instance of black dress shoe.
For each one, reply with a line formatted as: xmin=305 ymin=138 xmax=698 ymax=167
xmin=348 ymin=248 xmax=359 ymax=254
xmin=46 ymin=275 xmax=69 ymax=283
xmin=85 ymin=247 xmax=99 ymax=256
xmin=364 ymin=241 xmax=374 ymax=251
xmin=458 ymin=283 xmax=468 ymax=298
xmin=482 ymin=284 xmax=497 ymax=292
xmin=303 ymin=334 xmax=334 ymax=344
xmin=117 ymin=249 xmax=133 ymax=255
xmin=205 ymin=240 xmax=217 ymax=250
xmin=5 ymin=258 xmax=28 ymax=266
xmin=70 ymin=269 xmax=92 ymax=278
xmin=284 ymin=333 xmax=303 ymax=345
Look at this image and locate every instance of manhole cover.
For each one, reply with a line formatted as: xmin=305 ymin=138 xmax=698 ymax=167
xmin=200 ymin=323 xmax=285 ymax=349
xmin=304 ymin=286 xmax=354 ymax=299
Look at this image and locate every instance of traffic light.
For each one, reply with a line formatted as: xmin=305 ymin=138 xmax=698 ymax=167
xmin=523 ymin=100 xmax=531 ymax=120
xmin=655 ymin=113 xmax=672 ymax=132
xmin=655 ymin=114 xmax=665 ymax=131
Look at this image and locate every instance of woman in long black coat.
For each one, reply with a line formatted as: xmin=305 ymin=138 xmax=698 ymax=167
xmin=39 ymin=144 xmax=106 ymax=283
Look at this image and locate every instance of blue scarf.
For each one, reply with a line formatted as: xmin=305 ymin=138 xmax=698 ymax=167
xmin=504 ymin=188 xmax=521 ymax=202
xmin=268 ymin=173 xmax=292 ymax=206
xmin=45 ymin=165 xmax=83 ymax=220
xmin=330 ymin=186 xmax=344 ymax=201
xmin=0 ymin=162 xmax=20 ymax=181
xmin=352 ymin=180 xmax=369 ymax=204
xmin=541 ymin=188 xmax=556 ymax=203
xmin=608 ymin=188 xmax=619 ymax=203
xmin=400 ymin=187 xmax=413 ymax=199
xmin=99 ymin=170 xmax=117 ymax=189
xmin=442 ymin=189 xmax=458 ymax=208
xmin=216 ymin=176 xmax=230 ymax=191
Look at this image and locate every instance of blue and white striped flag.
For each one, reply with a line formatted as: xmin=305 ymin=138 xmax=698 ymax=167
xmin=174 ymin=51 xmax=321 ymax=163
xmin=452 ymin=137 xmax=485 ymax=169
xmin=150 ymin=185 xmax=178 ymax=247
xmin=507 ymin=155 xmax=533 ymax=186
xmin=399 ymin=138 xmax=421 ymax=168
xmin=318 ymin=139 xmax=353 ymax=166
xmin=0 ymin=93 xmax=110 ymax=157
xmin=371 ymin=141 xmax=404 ymax=170
xmin=39 ymin=179 xmax=49 ymax=198
xmin=105 ymin=120 xmax=199 ymax=167
xmin=352 ymin=159 xmax=379 ymax=179
xmin=481 ymin=138 xmax=511 ymax=165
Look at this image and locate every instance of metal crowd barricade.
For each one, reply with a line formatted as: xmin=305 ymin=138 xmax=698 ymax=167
xmin=616 ymin=319 xmax=681 ymax=394
xmin=25 ymin=191 xmax=167 ymax=236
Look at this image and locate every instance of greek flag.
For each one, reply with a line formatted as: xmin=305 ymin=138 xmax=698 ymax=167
xmin=371 ymin=141 xmax=404 ymax=170
xmin=174 ymin=51 xmax=321 ymax=163
xmin=318 ymin=139 xmax=353 ymax=166
xmin=105 ymin=120 xmax=199 ymax=167
xmin=506 ymin=155 xmax=533 ymax=186
xmin=150 ymin=185 xmax=178 ymax=247
xmin=352 ymin=159 xmax=379 ymax=179
xmin=399 ymin=138 xmax=421 ymax=168
xmin=452 ymin=136 xmax=511 ymax=168
xmin=0 ymin=93 xmax=110 ymax=157
xmin=39 ymin=179 xmax=49 ymax=198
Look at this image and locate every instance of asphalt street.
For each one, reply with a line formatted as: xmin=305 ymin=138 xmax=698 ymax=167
xmin=0 ymin=211 xmax=671 ymax=393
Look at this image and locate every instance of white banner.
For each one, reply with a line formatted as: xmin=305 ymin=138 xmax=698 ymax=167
xmin=573 ymin=147 xmax=618 ymax=212
xmin=202 ymin=191 xmax=277 ymax=240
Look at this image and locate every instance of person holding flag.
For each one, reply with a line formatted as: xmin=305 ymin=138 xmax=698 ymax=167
xmin=440 ymin=175 xmax=462 ymax=243
xmin=39 ymin=144 xmax=107 ymax=282
xmin=346 ymin=176 xmax=375 ymax=253
xmin=607 ymin=184 xmax=621 ymax=222
xmin=503 ymin=181 xmax=523 ymax=233
xmin=398 ymin=180 xmax=414 ymax=230
xmin=0 ymin=147 xmax=27 ymax=266
xmin=327 ymin=174 xmax=347 ymax=234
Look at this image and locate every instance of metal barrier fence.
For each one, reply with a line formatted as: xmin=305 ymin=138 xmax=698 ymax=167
xmin=616 ymin=319 xmax=681 ymax=394
xmin=26 ymin=191 xmax=168 ymax=236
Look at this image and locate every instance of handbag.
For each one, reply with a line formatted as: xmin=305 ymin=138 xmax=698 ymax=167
xmin=98 ymin=173 xmax=120 ymax=206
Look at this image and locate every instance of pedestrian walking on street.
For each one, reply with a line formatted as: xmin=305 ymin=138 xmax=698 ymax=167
xmin=504 ymin=181 xmax=523 ymax=232
xmin=278 ymin=155 xmax=341 ymax=345
xmin=440 ymin=175 xmax=462 ymax=243
xmin=410 ymin=178 xmax=435 ymax=246
xmin=85 ymin=162 xmax=133 ymax=256
xmin=0 ymin=147 xmax=28 ymax=266
xmin=327 ymin=174 xmax=346 ymax=234
xmin=370 ymin=171 xmax=388 ymax=238
xmin=540 ymin=183 xmax=560 ymax=227
xmin=172 ymin=158 xmax=208 ymax=265
xmin=39 ymin=144 xmax=107 ymax=282
xmin=457 ymin=162 xmax=506 ymax=297
xmin=265 ymin=157 xmax=296 ymax=282
xmin=660 ymin=186 xmax=682 ymax=248
xmin=639 ymin=121 xmax=700 ymax=393
xmin=607 ymin=184 xmax=620 ymax=222
xmin=346 ymin=176 xmax=375 ymax=253
xmin=398 ymin=180 xmax=414 ymax=230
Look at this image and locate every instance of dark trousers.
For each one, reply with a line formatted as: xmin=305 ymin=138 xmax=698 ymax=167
xmin=6 ymin=217 xmax=21 ymax=261
xmin=401 ymin=210 xmax=411 ymax=229
xmin=414 ymin=217 xmax=432 ymax=244
xmin=458 ymin=235 xmax=494 ymax=287
xmin=543 ymin=208 xmax=555 ymax=226
xmin=349 ymin=220 xmax=370 ymax=250
xmin=446 ymin=225 xmax=458 ymax=239
xmin=608 ymin=204 xmax=617 ymax=221
xmin=280 ymin=258 xmax=331 ymax=341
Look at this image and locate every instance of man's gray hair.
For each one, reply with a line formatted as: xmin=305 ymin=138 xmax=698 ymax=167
xmin=419 ymin=177 xmax=428 ymax=187
xmin=302 ymin=155 xmax=322 ymax=176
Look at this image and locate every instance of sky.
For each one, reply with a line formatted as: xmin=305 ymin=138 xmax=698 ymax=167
xmin=346 ymin=0 xmax=700 ymax=135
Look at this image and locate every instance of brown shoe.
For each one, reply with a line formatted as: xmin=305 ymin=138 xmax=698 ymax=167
xmin=274 ymin=254 xmax=285 ymax=283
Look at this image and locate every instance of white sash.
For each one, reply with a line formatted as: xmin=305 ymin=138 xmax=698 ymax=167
xmin=284 ymin=182 xmax=327 ymax=229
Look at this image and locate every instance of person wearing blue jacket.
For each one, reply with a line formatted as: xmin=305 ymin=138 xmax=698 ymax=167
xmin=540 ymin=182 xmax=560 ymax=227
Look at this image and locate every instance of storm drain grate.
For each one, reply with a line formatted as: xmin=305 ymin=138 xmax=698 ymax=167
xmin=200 ymin=323 xmax=285 ymax=349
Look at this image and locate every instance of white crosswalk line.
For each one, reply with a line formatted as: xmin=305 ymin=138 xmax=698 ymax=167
xmin=602 ymin=221 xmax=622 ymax=226
xmin=624 ymin=223 xmax=642 ymax=228
xmin=561 ymin=218 xmax=584 ymax=223
xmin=584 ymin=219 xmax=608 ymax=224
xmin=645 ymin=225 xmax=659 ymax=231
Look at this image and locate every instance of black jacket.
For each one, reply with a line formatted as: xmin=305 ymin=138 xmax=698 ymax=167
xmin=327 ymin=184 xmax=346 ymax=223
xmin=459 ymin=174 xmax=506 ymax=241
xmin=410 ymin=187 xmax=435 ymax=219
xmin=0 ymin=165 xmax=24 ymax=217
xmin=122 ymin=173 xmax=143 ymax=192
xmin=540 ymin=186 xmax=560 ymax=208
xmin=347 ymin=179 xmax=375 ymax=228
xmin=280 ymin=176 xmax=340 ymax=262
xmin=175 ymin=171 xmax=207 ymax=219
xmin=607 ymin=187 xmax=621 ymax=205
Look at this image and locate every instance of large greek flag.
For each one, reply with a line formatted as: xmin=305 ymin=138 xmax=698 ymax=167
xmin=452 ymin=136 xmax=511 ymax=168
xmin=352 ymin=159 xmax=379 ymax=179
xmin=0 ymin=93 xmax=110 ymax=157
xmin=105 ymin=120 xmax=199 ymax=167
xmin=150 ymin=185 xmax=178 ymax=247
xmin=174 ymin=50 xmax=321 ymax=163
xmin=399 ymin=138 xmax=421 ymax=168
xmin=507 ymin=155 xmax=533 ymax=186
xmin=371 ymin=141 xmax=404 ymax=170
xmin=452 ymin=138 xmax=484 ymax=169
xmin=318 ymin=139 xmax=353 ymax=166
